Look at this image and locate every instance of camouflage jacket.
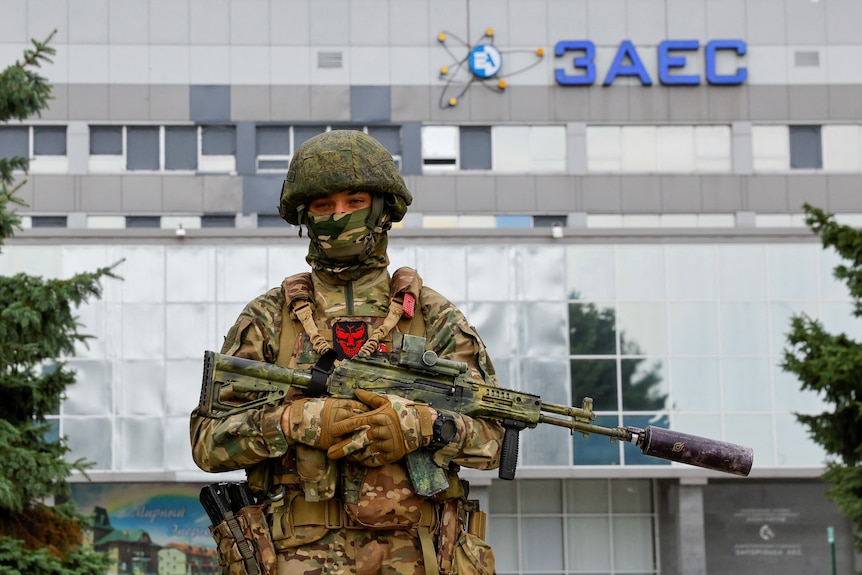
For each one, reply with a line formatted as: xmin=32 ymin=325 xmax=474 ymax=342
xmin=190 ymin=267 xmax=504 ymax=496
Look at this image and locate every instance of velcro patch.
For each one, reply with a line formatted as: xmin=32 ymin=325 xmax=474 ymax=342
xmin=332 ymin=321 xmax=369 ymax=359
xmin=402 ymin=292 xmax=415 ymax=318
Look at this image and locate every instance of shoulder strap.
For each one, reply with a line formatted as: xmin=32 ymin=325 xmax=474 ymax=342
xmin=278 ymin=272 xmax=332 ymax=365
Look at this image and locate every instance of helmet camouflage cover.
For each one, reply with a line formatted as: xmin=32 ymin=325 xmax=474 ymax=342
xmin=279 ymin=130 xmax=412 ymax=225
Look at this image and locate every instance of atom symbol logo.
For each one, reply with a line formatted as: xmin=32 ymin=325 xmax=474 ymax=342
xmin=436 ymin=28 xmax=545 ymax=109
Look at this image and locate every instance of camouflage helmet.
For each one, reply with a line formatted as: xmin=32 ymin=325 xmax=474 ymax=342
xmin=279 ymin=130 xmax=412 ymax=225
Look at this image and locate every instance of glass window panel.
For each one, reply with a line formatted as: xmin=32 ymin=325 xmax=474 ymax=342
xmin=121 ymin=417 xmax=164 ymax=469
xmin=567 ymin=246 xmax=616 ymax=300
xmin=461 ymin=125 xmax=492 ymax=170
xmin=293 ymin=126 xmax=326 ymax=149
xmin=668 ymin=302 xmax=719 ymax=355
xmin=165 ymin=126 xmax=198 ymax=170
xmin=622 ymin=359 xmax=668 ymax=411
xmin=519 ymin=245 xmax=567 ymax=301
xmin=520 ymin=362 xmax=571 ymax=466
xmin=721 ymin=358 xmax=772 ymax=411
xmin=486 ymin=517 xmax=518 ymax=570
xmin=719 ymin=303 xmax=770 ymax=356
xmin=695 ymin=125 xmax=732 ymax=170
xmin=126 ymin=126 xmax=159 ymax=170
xmin=31 ymin=216 xmax=67 ymax=227
xmin=616 ymin=246 xmax=665 ymax=301
xmin=466 ymin=246 xmax=514 ymax=301
xmin=119 ymin=360 xmax=166 ymax=416
xmin=612 ymin=516 xmax=656 ymax=571
xmin=789 ymin=125 xmax=822 ymax=169
xmin=33 ymin=126 xmax=66 ymax=155
xmin=492 ymin=126 xmax=529 ymax=172
xmin=202 ymin=125 xmax=236 ymax=155
xmin=0 ymin=126 xmax=28 ymax=157
xmin=256 ymin=126 xmax=290 ymax=155
xmin=368 ymin=126 xmax=402 ymax=156
xmin=165 ymin=416 xmax=199 ymax=470
xmin=820 ymin=302 xmax=862 ymax=341
xmin=672 ymin=413 xmax=721 ymax=439
xmin=166 ymin=303 xmax=213 ymax=359
xmin=489 ymin=479 xmax=518 ymax=513
xmin=617 ymin=303 xmax=667 ymax=355
xmin=521 ymin=479 xmax=562 ymax=514
xmin=767 ymin=244 xmax=818 ymax=300
xmin=657 ymin=126 xmax=694 ymax=172
xmin=574 ymin=414 xmax=621 ymax=464
xmin=166 ymin=247 xmax=216 ymax=302
xmin=723 ymin=414 xmax=774 ymax=465
xmin=119 ymin=246 xmax=166 ymax=302
xmin=572 ymin=358 xmax=618 ymax=411
xmin=89 ymin=126 xmax=122 ymax=154
xmin=216 ymin=247 xmax=270 ymax=303
xmin=166 ymin=359 xmax=206 ymax=417
xmin=666 ymin=245 xmax=716 ymax=301
xmin=566 ymin=479 xmax=609 ymax=513
xmin=771 ymin=302 xmax=818 ymax=356
xmin=462 ymin=302 xmax=517 ymax=357
xmin=63 ymin=360 xmax=112 ymax=415
xmin=126 ymin=216 xmax=161 ymax=228
xmin=567 ymin=516 xmax=611 ymax=570
xmin=523 ymin=302 xmax=568 ymax=358
xmin=202 ymin=215 xmax=235 ymax=228
xmin=522 ymin=517 xmax=564 ymax=572
xmin=416 ymin=246 xmax=467 ymax=300
xmin=587 ymin=125 xmax=622 ymax=171
xmin=820 ymin=247 xmax=851 ymax=300
xmin=751 ymin=125 xmax=789 ymax=171
xmin=65 ymin=418 xmax=112 ymax=470
xmin=622 ymin=126 xmax=657 ymax=172
xmin=772 ymin=366 xmax=828 ymax=413
xmin=775 ymin=413 xmax=827 ymax=466
xmin=623 ymin=414 xmax=671 ymax=466
xmin=570 ymin=303 xmax=616 ymax=355
xmin=670 ymin=358 xmax=720 ymax=412
xmin=611 ymin=479 xmax=653 ymax=513
xmin=717 ymin=244 xmax=767 ymax=300
xmin=422 ymin=125 xmax=459 ymax=158
xmin=822 ymin=125 xmax=862 ymax=171
xmin=530 ymin=126 xmax=566 ymax=171
xmin=121 ymin=304 xmax=166 ymax=360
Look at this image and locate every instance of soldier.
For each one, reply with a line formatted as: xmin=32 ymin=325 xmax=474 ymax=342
xmin=190 ymin=130 xmax=503 ymax=575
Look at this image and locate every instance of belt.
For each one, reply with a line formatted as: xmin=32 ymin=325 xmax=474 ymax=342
xmin=289 ymin=496 xmax=438 ymax=530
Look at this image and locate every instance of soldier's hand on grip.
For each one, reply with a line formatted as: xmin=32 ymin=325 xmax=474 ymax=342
xmin=283 ymin=397 xmax=368 ymax=449
xmin=326 ymin=389 xmax=434 ymax=466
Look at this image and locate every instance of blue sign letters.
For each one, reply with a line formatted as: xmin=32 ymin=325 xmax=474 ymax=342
xmin=554 ymin=39 xmax=747 ymax=86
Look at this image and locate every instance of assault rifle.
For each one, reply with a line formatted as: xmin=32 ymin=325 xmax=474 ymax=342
xmin=198 ymin=333 xmax=753 ymax=495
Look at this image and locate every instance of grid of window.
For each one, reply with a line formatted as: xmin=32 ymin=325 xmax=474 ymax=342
xmin=88 ymin=125 xmax=236 ymax=174
xmin=0 ymin=125 xmax=68 ymax=173
xmin=753 ymin=124 xmax=862 ymax=172
xmin=488 ymin=478 xmax=657 ymax=575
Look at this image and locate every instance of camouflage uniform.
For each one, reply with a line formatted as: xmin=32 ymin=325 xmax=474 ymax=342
xmin=190 ymin=131 xmax=502 ymax=575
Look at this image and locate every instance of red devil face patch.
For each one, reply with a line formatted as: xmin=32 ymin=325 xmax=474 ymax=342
xmin=332 ymin=321 xmax=369 ymax=359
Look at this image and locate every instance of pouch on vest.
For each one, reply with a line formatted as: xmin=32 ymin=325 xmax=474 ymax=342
xmin=210 ymin=505 xmax=277 ymax=575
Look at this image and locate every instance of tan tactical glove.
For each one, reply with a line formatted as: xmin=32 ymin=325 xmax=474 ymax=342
xmin=283 ymin=397 xmax=368 ymax=449
xmin=326 ymin=389 xmax=434 ymax=466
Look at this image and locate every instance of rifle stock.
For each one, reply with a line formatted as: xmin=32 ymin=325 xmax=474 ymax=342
xmin=198 ymin=333 xmax=753 ymax=481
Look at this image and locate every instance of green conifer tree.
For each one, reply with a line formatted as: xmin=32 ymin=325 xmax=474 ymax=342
xmin=782 ymin=203 xmax=862 ymax=551
xmin=0 ymin=32 xmax=112 ymax=574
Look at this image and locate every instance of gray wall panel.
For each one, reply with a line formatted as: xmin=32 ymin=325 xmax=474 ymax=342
xmin=588 ymin=87 xmax=629 ymax=122
xmin=581 ymin=176 xmax=622 ymax=212
xmin=566 ymin=123 xmax=587 ymax=175
xmin=151 ymin=85 xmax=190 ymax=121
xmin=668 ymin=86 xmax=710 ymax=122
xmin=825 ymin=0 xmax=862 ymax=45
xmin=550 ymin=88 xmax=590 ymax=123
xmin=230 ymin=0 xmax=270 ymax=45
xmin=41 ymin=84 xmax=69 ymax=121
xmin=270 ymin=1 xmax=309 ymax=46
xmin=745 ymin=0 xmax=787 ymax=44
xmin=400 ymin=122 xmax=422 ymax=176
xmin=701 ymin=175 xmax=744 ymax=212
xmin=468 ymin=0 xmax=508 ymax=44
xmin=732 ymin=122 xmax=753 ymax=175
xmin=411 ymin=175 xmax=456 ymax=213
xmin=309 ymin=86 xmax=350 ymax=122
xmin=190 ymin=0 xmax=229 ymax=44
xmin=621 ymin=176 xmax=662 ymax=212
xmin=109 ymin=0 xmax=150 ymax=44
xmin=428 ymin=0 xmax=468 ymax=42
xmin=231 ymin=86 xmax=271 ymax=121
xmin=28 ymin=0 xmax=67 ymax=43
xmin=455 ymin=176 xmax=496 ymax=213
xmin=350 ymin=86 xmax=391 ymax=123
xmin=163 ymin=176 xmax=205 ymax=212
xmin=0 ymin=0 xmax=28 ymax=42
xmin=390 ymin=0 xmax=429 ymax=46
xmin=495 ymin=176 xmax=537 ymax=212
xmin=15 ymin=177 xmax=34 ymax=211
xmin=785 ymin=0 xmax=826 ymax=45
xmin=235 ymin=122 xmax=255 ymax=176
xmin=149 ymin=0 xmax=189 ymax=44
xmin=828 ymin=86 xmax=862 ymax=121
xmin=68 ymin=85 xmax=110 ymax=121
xmin=788 ymin=85 xmax=829 ymax=121
xmin=309 ymin=0 xmax=349 ymax=45
xmin=661 ymin=176 xmax=702 ymax=212
xmin=826 ymin=175 xmax=862 ymax=212
xmin=242 ymin=175 xmax=282 ymax=215
xmin=80 ymin=176 xmax=123 ymax=212
xmin=628 ymin=86 xmax=670 ymax=122
xmin=667 ymin=0 xmax=706 ymax=38
xmin=508 ymin=87 xmax=551 ymax=123
xmin=587 ymin=0 xmax=627 ymax=45
xmin=706 ymin=0 xmax=746 ymax=37
xmin=69 ymin=0 xmax=108 ymax=43
xmin=787 ymin=175 xmax=827 ymax=212
xmin=746 ymin=175 xmax=788 ymax=211
xmin=121 ymin=176 xmax=164 ymax=212
xmin=270 ymin=86 xmax=312 ymax=121
xmin=748 ymin=86 xmax=789 ymax=121
xmin=625 ymin=0 xmax=667 ymax=45
xmin=429 ymin=90 xmax=471 ymax=123
xmin=190 ymin=85 xmax=231 ymax=122
xmin=67 ymin=122 xmax=88 ymax=176
xmin=535 ymin=176 xmax=578 ymax=213
xmin=392 ymin=87 xmax=432 ymax=122
xmin=202 ymin=176 xmax=243 ymax=213
xmin=109 ymin=85 xmax=150 ymax=121
xmin=33 ymin=175 xmax=75 ymax=212
xmin=349 ymin=0 xmax=390 ymax=45
xmin=547 ymin=0 xmax=588 ymax=42
xmin=509 ymin=0 xmax=547 ymax=46
xmin=707 ymin=86 xmax=749 ymax=122
xmin=467 ymin=87 xmax=509 ymax=123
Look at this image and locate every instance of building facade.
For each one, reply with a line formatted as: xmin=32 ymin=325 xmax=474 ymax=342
xmin=2 ymin=0 xmax=861 ymax=573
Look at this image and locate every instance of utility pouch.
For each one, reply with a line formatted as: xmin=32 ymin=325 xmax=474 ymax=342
xmin=437 ymin=498 xmax=495 ymax=575
xmin=295 ymin=444 xmax=337 ymax=502
xmin=210 ymin=505 xmax=277 ymax=575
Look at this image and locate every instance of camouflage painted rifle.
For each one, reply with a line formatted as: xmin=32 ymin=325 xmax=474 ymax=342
xmin=198 ymin=333 xmax=753 ymax=495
